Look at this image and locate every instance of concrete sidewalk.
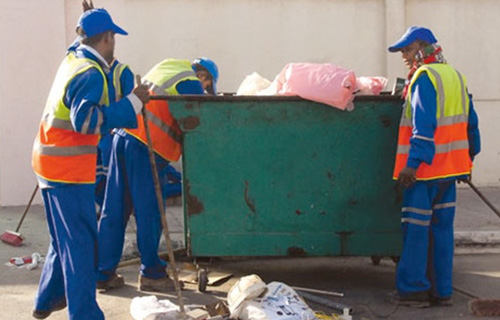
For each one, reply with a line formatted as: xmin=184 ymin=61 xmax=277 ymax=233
xmin=0 ymin=186 xmax=499 ymax=320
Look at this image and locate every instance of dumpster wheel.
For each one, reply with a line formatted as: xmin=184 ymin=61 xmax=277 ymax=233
xmin=370 ymin=256 xmax=382 ymax=266
xmin=197 ymin=268 xmax=208 ymax=293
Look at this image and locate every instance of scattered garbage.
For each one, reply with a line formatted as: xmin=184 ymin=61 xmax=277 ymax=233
xmin=130 ymin=295 xmax=180 ymax=320
xmin=6 ymin=252 xmax=42 ymax=270
xmin=228 ymin=275 xmax=318 ymax=320
xmin=130 ymin=296 xmax=230 ymax=320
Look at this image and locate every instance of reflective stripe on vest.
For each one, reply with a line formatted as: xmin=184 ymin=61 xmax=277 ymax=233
xmin=124 ymin=59 xmax=197 ymax=161
xmin=112 ymin=62 xmax=128 ymax=101
xmin=393 ymin=64 xmax=472 ymax=180
xmin=32 ymin=52 xmax=109 ymax=184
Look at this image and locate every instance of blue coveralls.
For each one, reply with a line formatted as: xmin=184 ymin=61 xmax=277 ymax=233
xmin=95 ymin=60 xmax=135 ymax=212
xmin=34 ymin=46 xmax=139 ymax=320
xmin=97 ymin=75 xmax=203 ymax=282
xmin=396 ymin=72 xmax=480 ymax=299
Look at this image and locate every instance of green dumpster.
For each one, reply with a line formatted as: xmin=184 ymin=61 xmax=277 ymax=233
xmin=165 ymin=95 xmax=403 ymax=257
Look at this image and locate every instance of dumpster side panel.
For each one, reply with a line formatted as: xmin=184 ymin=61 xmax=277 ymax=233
xmin=171 ymin=98 xmax=403 ymax=257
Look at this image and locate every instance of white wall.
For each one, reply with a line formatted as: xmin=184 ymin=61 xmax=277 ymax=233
xmin=0 ymin=0 xmax=498 ymax=205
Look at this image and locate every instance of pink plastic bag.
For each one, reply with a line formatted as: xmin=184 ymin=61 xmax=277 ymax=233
xmin=274 ymin=63 xmax=356 ymax=110
xmin=355 ymin=76 xmax=388 ymax=95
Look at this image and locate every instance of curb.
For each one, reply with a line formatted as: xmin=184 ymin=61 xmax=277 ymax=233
xmin=455 ymin=231 xmax=500 ymax=254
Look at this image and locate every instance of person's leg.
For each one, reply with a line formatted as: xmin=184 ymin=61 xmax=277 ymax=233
xmin=126 ymin=139 xmax=168 ymax=280
xmin=34 ymin=189 xmax=67 ymax=313
xmin=396 ymin=182 xmax=432 ymax=301
xmin=429 ymin=182 xmax=456 ymax=301
xmin=43 ymin=185 xmax=104 ymax=320
xmin=97 ymin=134 xmax=133 ymax=285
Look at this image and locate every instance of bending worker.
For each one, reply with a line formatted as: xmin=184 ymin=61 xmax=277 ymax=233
xmin=97 ymin=58 xmax=219 ymax=292
xmin=388 ymin=26 xmax=480 ymax=307
xmin=31 ymin=8 xmax=149 ymax=320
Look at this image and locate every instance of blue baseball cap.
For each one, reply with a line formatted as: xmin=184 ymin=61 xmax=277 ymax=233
xmin=77 ymin=8 xmax=128 ymax=38
xmin=388 ymin=26 xmax=437 ymax=52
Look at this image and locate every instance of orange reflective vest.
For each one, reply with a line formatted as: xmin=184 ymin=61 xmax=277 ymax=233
xmin=124 ymin=59 xmax=198 ymax=161
xmin=393 ymin=64 xmax=472 ymax=180
xmin=32 ymin=52 xmax=109 ymax=184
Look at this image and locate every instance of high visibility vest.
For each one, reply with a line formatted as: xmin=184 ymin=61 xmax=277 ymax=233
xmin=393 ymin=64 xmax=472 ymax=180
xmin=111 ymin=61 xmax=128 ymax=101
xmin=32 ymin=52 xmax=109 ymax=184
xmin=124 ymin=59 xmax=198 ymax=161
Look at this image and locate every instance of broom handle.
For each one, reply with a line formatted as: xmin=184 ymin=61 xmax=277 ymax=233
xmin=15 ymin=184 xmax=39 ymax=232
xmin=141 ymin=99 xmax=186 ymax=316
xmin=466 ymin=180 xmax=500 ymax=219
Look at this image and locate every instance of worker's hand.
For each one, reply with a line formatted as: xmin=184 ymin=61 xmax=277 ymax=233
xmin=397 ymin=167 xmax=417 ymax=189
xmin=133 ymin=75 xmax=150 ymax=106
xmin=82 ymin=0 xmax=94 ymax=12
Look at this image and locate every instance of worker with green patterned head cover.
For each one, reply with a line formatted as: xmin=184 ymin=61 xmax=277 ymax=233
xmin=388 ymin=26 xmax=480 ymax=308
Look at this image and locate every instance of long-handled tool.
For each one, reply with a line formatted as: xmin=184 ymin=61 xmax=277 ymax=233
xmin=1 ymin=184 xmax=39 ymax=246
xmin=463 ymin=180 xmax=500 ymax=316
xmin=466 ymin=180 xmax=500 ymax=219
xmin=141 ymin=86 xmax=186 ymax=318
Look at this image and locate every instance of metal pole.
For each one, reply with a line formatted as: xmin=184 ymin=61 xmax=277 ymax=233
xmin=466 ymin=180 xmax=500 ymax=219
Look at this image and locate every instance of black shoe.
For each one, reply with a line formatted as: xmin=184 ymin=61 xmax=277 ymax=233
xmin=32 ymin=301 xmax=67 ymax=319
xmin=430 ymin=296 xmax=453 ymax=306
xmin=97 ymin=273 xmax=125 ymax=291
xmin=387 ymin=291 xmax=431 ymax=308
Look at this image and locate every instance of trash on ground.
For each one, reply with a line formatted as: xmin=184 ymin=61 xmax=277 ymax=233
xmin=6 ymin=252 xmax=42 ymax=270
xmin=228 ymin=274 xmax=318 ymax=320
xmin=130 ymin=295 xmax=180 ymax=320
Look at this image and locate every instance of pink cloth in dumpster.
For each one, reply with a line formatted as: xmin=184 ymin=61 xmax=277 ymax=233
xmin=274 ymin=63 xmax=356 ymax=110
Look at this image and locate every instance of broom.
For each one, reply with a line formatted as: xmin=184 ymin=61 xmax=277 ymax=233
xmin=463 ymin=180 xmax=500 ymax=316
xmin=1 ymin=184 xmax=39 ymax=246
xmin=142 ymin=86 xmax=186 ymax=318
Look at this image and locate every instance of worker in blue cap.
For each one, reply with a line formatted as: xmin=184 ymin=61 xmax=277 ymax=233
xmin=96 ymin=57 xmax=219 ymax=293
xmin=31 ymin=7 xmax=150 ymax=320
xmin=67 ymin=0 xmax=137 ymax=218
xmin=388 ymin=26 xmax=481 ymax=307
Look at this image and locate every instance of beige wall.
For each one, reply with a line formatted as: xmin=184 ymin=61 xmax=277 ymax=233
xmin=0 ymin=0 xmax=498 ymax=205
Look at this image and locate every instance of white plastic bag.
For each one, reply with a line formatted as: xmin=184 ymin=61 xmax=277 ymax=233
xmin=130 ymin=296 xmax=180 ymax=320
xmin=235 ymin=282 xmax=318 ymax=320
xmin=237 ymin=72 xmax=272 ymax=95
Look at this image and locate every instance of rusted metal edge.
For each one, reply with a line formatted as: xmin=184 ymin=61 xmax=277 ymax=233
xmin=150 ymin=93 xmax=402 ymax=103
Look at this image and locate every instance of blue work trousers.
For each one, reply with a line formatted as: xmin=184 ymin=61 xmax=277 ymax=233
xmin=396 ymin=180 xmax=456 ymax=298
xmin=35 ymin=184 xmax=104 ymax=320
xmin=97 ymin=132 xmax=168 ymax=281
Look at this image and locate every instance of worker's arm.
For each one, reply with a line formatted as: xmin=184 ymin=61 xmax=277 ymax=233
xmin=119 ymin=66 xmax=135 ymax=96
xmin=467 ymin=95 xmax=481 ymax=160
xmin=64 ymin=67 xmax=141 ymax=134
xmin=176 ymin=79 xmax=204 ymax=95
xmin=397 ymin=73 xmax=437 ymax=187
xmin=407 ymin=72 xmax=437 ymax=168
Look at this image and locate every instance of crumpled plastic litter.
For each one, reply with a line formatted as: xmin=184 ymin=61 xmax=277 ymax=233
xmin=6 ymin=252 xmax=42 ymax=270
xmin=130 ymin=295 xmax=180 ymax=320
